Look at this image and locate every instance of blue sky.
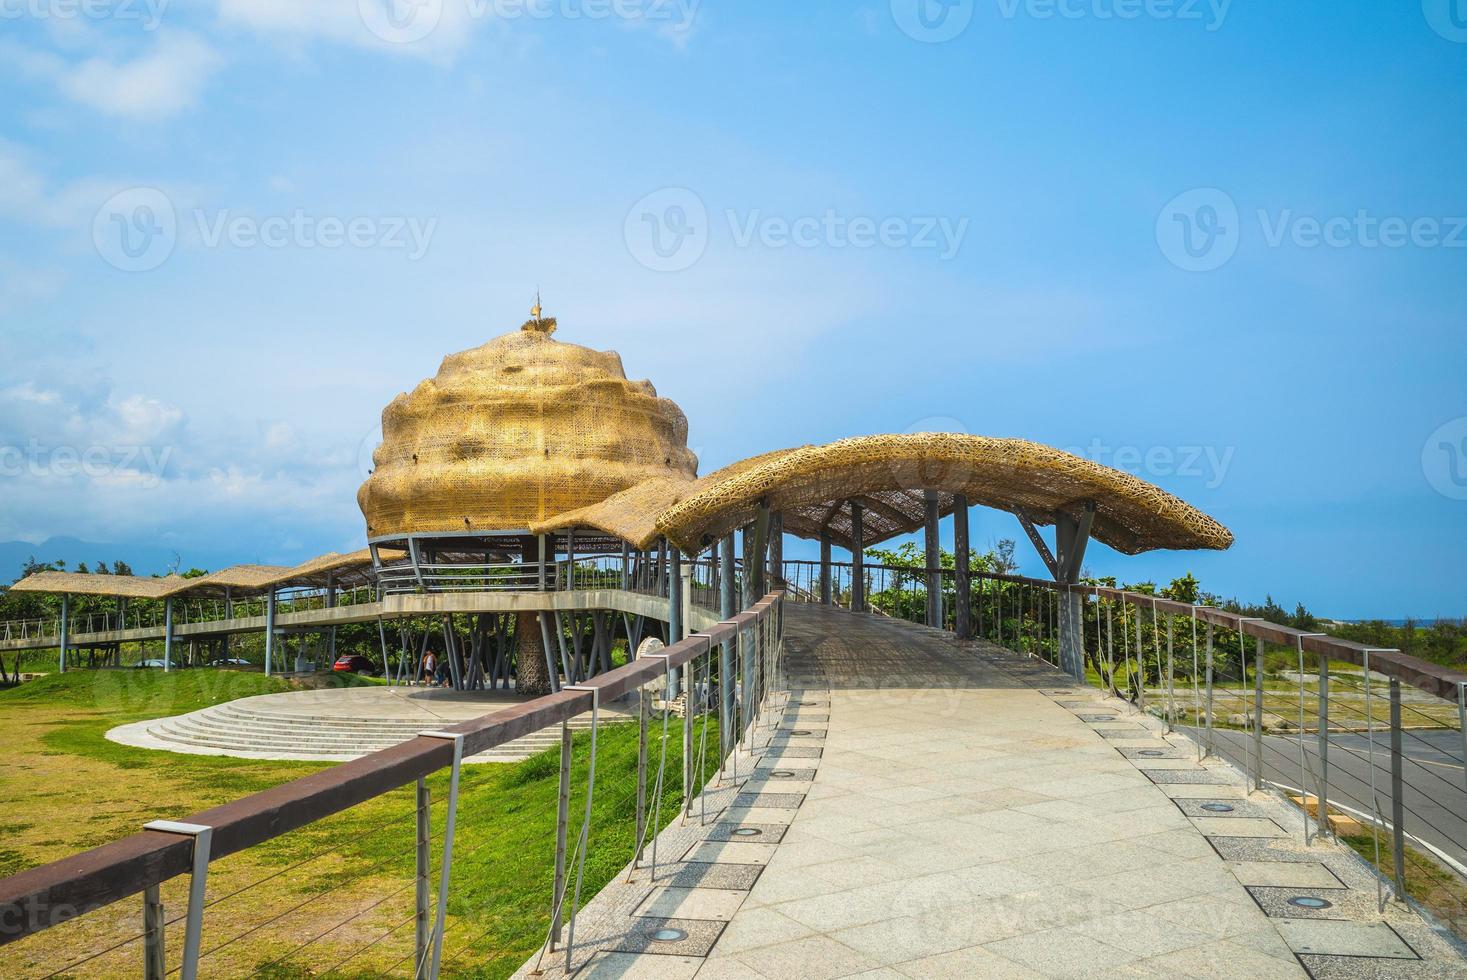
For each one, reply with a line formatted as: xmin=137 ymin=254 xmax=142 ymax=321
xmin=0 ymin=1 xmax=1463 ymax=618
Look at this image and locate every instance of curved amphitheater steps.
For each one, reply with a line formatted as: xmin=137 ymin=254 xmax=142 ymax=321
xmin=108 ymin=690 xmax=630 ymax=764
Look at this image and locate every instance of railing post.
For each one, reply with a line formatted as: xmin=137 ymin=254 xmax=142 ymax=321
xmin=1458 ymin=681 xmax=1467 ymax=801
xmin=415 ymin=778 xmax=430 ymax=969
xmin=1253 ymin=635 xmax=1265 ymax=792
xmin=143 ymin=883 xmax=164 ymax=980
xmin=1205 ymin=621 xmax=1215 ymax=758
xmin=1389 ymin=678 xmax=1407 ymax=901
xmin=635 ymin=686 xmax=649 ymax=861
xmin=420 ymin=731 xmax=463 ymax=980
xmin=1316 ymin=650 xmax=1331 ymax=839
xmin=552 ymin=722 xmax=572 ymax=947
xmin=141 ymin=820 xmax=213 ymax=980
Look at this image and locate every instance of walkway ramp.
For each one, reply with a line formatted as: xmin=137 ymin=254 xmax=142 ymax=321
xmin=558 ymin=605 xmax=1467 ymax=979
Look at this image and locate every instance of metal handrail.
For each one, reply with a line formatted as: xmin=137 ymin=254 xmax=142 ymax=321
xmin=0 ymin=590 xmax=787 ymax=950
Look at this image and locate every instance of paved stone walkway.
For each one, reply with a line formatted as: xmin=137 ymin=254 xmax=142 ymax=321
xmin=528 ymin=606 xmax=1467 ymax=979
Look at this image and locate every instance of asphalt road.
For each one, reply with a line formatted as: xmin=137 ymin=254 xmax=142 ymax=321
xmin=1181 ymin=725 xmax=1467 ymax=872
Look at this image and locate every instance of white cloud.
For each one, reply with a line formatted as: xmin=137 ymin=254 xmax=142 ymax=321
xmin=58 ymin=31 xmax=221 ymax=119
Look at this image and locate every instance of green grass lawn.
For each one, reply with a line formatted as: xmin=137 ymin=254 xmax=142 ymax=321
xmin=2 ymin=669 xmax=711 ymax=978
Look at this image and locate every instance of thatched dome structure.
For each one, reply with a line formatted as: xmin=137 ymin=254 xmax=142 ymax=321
xmin=358 ymin=317 xmax=698 ymax=538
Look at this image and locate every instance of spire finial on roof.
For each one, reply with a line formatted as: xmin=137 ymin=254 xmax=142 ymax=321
xmin=522 ymin=290 xmax=556 ymax=334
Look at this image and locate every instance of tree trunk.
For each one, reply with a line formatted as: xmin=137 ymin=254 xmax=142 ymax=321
xmin=515 ymin=611 xmax=552 ymax=697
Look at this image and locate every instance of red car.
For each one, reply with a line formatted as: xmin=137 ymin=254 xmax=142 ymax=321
xmin=332 ymin=655 xmax=376 ymax=675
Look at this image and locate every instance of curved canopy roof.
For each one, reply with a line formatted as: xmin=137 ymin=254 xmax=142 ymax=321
xmin=654 ymin=433 xmax=1234 ymax=556
xmin=7 ymin=549 xmax=387 ymax=600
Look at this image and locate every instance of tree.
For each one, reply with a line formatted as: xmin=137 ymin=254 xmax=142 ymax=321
xmin=515 ymin=611 xmax=551 ymax=696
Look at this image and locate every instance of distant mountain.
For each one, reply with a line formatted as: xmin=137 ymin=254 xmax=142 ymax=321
xmin=0 ymin=537 xmax=256 ymax=584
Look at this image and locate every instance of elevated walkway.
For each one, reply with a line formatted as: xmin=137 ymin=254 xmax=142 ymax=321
xmin=546 ymin=604 xmax=1467 ymax=979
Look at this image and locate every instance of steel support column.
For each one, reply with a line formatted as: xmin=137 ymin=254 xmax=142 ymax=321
xmin=819 ymin=534 xmax=832 ymax=605
xmin=264 ymin=588 xmax=276 ymax=676
xmin=953 ymin=495 xmax=971 ymax=640
xmin=923 ymin=490 xmax=941 ymax=629
xmin=850 ymin=501 xmax=865 ymax=613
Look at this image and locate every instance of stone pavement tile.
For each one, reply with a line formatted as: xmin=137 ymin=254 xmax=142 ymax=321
xmin=691 ymin=957 xmax=768 ymax=979
xmin=742 ymin=865 xmax=838 ymax=907
xmin=1274 ymin=919 xmax=1419 ymax=959
xmin=946 ymin=860 xmax=1048 ymax=898
xmin=1069 ymin=865 xmax=1222 ymax=912
xmin=1131 ymin=759 xmax=1208 ymax=770
xmin=1133 ymin=828 xmax=1225 ymax=859
xmin=727 ymin=934 xmax=882 ymax=980
xmin=982 ymin=927 xmax=1140 ymax=976
xmin=827 ymin=911 xmax=984 ymax=967
xmin=762 ymin=836 xmax=859 ymax=870
xmin=1071 ymin=908 xmax=1215 ymax=957
xmin=1189 ymin=816 xmax=1287 ymax=838
xmin=731 ymin=791 xmax=806 ymax=809
xmin=802 ymin=854 xmax=910 ymax=891
xmin=893 ymin=944 xmax=1049 ymax=979
xmin=704 ymin=822 xmax=787 ymax=844
xmin=1147 ymin=890 xmax=1290 ymax=942
xmin=1226 ymin=860 xmax=1343 ymax=889
xmin=654 ymin=862 xmax=763 ymax=891
xmin=1139 ymin=940 xmax=1308 ymax=979
xmin=635 ymin=885 xmax=748 ymax=921
xmin=604 ymin=916 xmax=727 ymax=957
xmin=709 ymin=905 xmax=815 ymax=955
xmin=682 ymin=841 xmax=779 ymax=865
xmin=767 ymin=878 xmax=913 ymax=932
xmin=1159 ymin=783 xmax=1246 ymax=799
xmin=575 ymin=951 xmax=704 ymax=979
xmin=718 ymin=806 xmax=797 ymax=825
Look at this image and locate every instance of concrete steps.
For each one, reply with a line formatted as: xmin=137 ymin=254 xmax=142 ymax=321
xmin=145 ymin=701 xmax=615 ymax=763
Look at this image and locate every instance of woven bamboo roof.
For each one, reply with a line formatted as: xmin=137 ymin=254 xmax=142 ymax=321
xmin=7 ymin=571 xmax=186 ymax=599
xmin=358 ymin=317 xmax=698 ymax=539
xmin=161 ymin=565 xmax=293 ymax=598
xmin=529 ymin=449 xmax=800 ymax=549
xmin=654 ymin=433 xmax=1234 ymax=556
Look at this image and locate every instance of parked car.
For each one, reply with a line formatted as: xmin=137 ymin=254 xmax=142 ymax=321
xmin=332 ymin=655 xmax=376 ymax=675
xmin=210 ymin=658 xmax=253 ymax=667
xmin=135 ymin=659 xmax=187 ymax=669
